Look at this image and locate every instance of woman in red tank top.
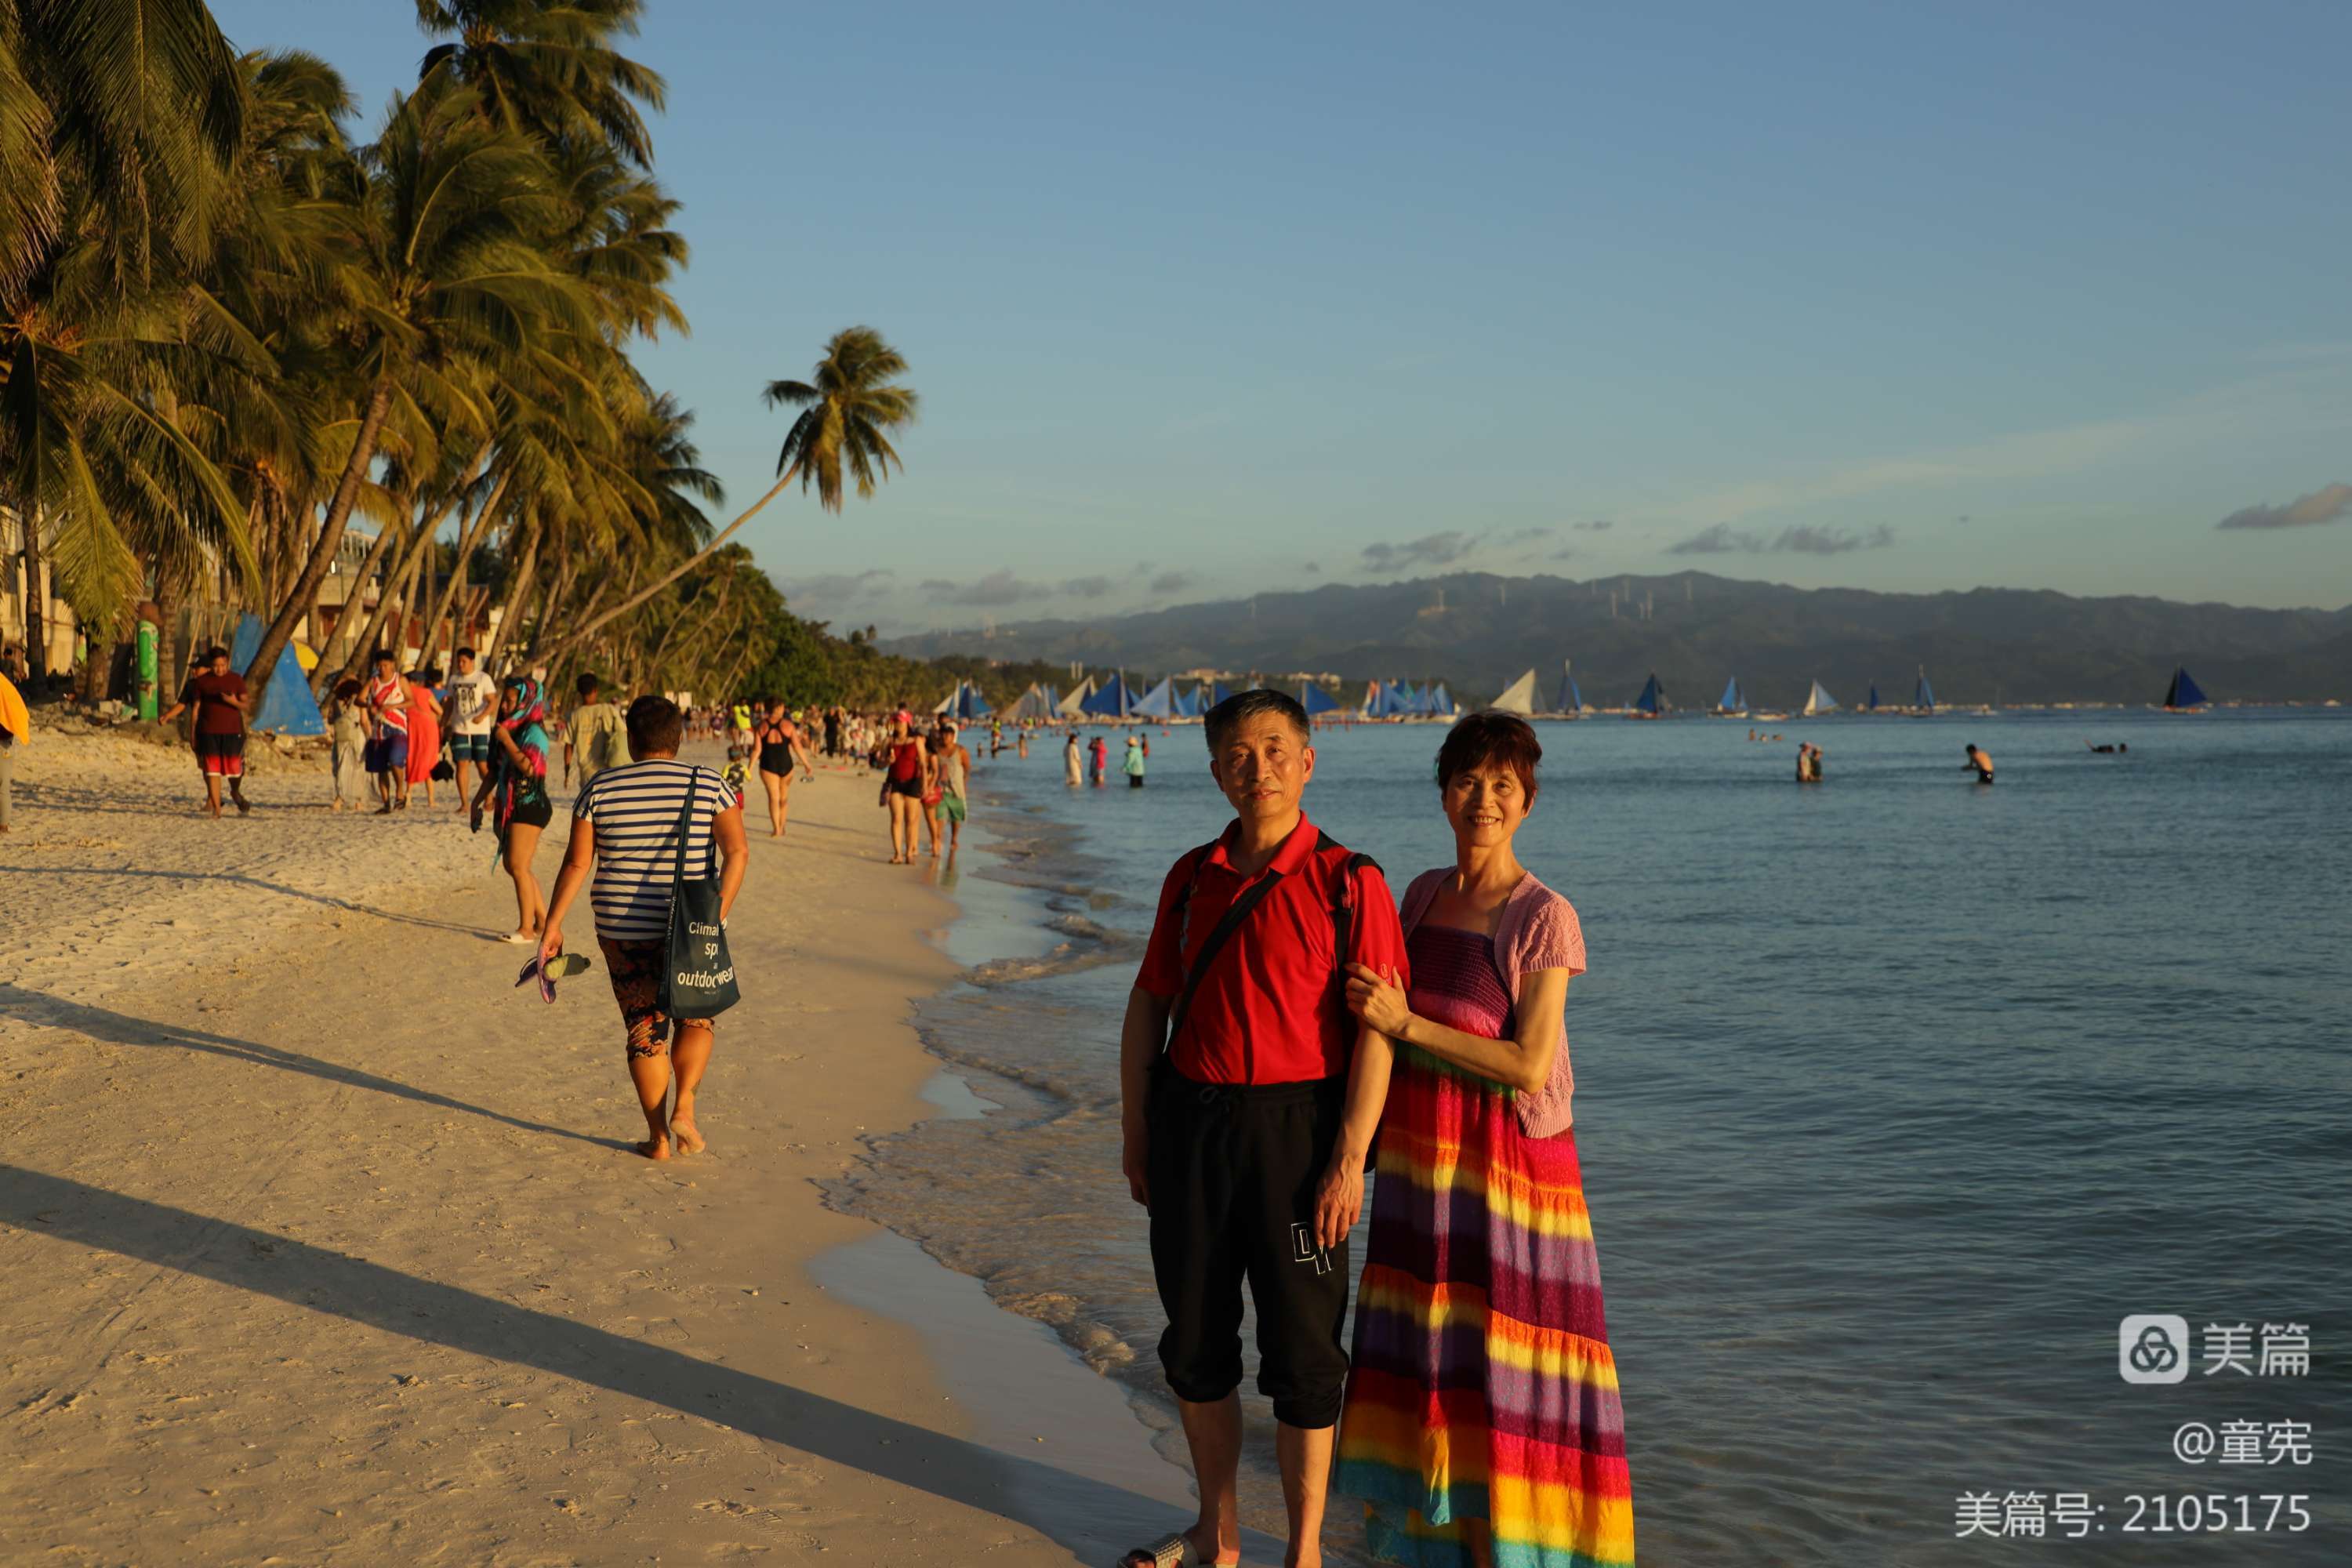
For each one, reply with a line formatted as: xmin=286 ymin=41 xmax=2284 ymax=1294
xmin=878 ymin=716 xmax=925 ymax=863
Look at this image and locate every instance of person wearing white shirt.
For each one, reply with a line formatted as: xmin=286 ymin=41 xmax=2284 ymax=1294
xmin=445 ymin=647 xmax=499 ymax=809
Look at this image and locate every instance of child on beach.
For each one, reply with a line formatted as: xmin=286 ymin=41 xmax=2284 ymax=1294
xmin=328 ymin=679 xmax=368 ymax=811
xmin=721 ymin=745 xmax=752 ymax=808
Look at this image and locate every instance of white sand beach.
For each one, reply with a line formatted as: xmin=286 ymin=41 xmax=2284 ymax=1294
xmin=0 ymin=727 xmax=1197 ymax=1565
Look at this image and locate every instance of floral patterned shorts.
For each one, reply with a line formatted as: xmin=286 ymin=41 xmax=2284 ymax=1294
xmin=597 ymin=936 xmax=717 ymax=1059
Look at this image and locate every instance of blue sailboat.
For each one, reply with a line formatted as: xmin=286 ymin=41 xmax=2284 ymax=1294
xmin=1866 ymin=683 xmax=1880 ymax=712
xmin=2162 ymin=666 xmax=2208 ymax=710
xmin=1553 ymin=659 xmax=1584 ymax=716
xmin=1131 ymin=677 xmax=1180 ymax=718
xmin=1082 ymin=671 xmax=1137 ymax=718
xmin=1299 ymin=681 xmax=1339 ymax=716
xmin=1629 ymin=673 xmax=1665 ymax=718
xmin=1427 ymin=682 xmax=1459 ymax=717
xmin=1914 ymin=666 xmax=1936 ymax=714
xmin=1715 ymin=675 xmax=1746 ymax=716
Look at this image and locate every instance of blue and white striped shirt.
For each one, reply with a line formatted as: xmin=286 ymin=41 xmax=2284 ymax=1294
xmin=575 ymin=760 xmax=729 ymax=940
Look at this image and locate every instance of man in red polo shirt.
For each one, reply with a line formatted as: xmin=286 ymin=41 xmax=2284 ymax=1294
xmin=1116 ymin=688 xmax=1407 ymax=1568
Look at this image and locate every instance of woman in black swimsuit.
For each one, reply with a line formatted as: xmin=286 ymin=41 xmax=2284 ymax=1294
xmin=754 ymin=699 xmax=812 ymax=837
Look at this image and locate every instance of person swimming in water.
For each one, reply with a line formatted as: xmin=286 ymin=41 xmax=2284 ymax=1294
xmin=2085 ymin=741 xmax=2129 ymax=754
xmin=1965 ymin=743 xmax=1994 ymax=783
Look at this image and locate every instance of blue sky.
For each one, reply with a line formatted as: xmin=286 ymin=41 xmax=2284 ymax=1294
xmin=213 ymin=1 xmax=2352 ymax=631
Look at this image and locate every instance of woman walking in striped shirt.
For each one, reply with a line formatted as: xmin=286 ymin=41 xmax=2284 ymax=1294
xmin=539 ymin=695 xmax=750 ymax=1160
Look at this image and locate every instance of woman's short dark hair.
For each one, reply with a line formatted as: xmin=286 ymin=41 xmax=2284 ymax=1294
xmin=333 ymin=677 xmax=361 ymax=702
xmin=1436 ymin=711 xmax=1542 ymax=802
xmin=1205 ymin=688 xmax=1310 ymax=752
xmin=626 ymin=694 xmax=684 ymax=755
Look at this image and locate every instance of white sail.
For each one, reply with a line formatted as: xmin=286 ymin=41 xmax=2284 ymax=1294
xmin=1055 ymin=677 xmax=1095 ymax=717
xmin=1802 ymin=680 xmax=1838 ymax=716
xmin=1490 ymin=669 xmax=1538 ymax=715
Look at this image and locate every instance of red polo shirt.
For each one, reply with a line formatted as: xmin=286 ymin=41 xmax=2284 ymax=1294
xmin=1137 ymin=811 xmax=1409 ymax=1085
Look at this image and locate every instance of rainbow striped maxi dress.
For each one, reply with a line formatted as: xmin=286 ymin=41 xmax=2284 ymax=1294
xmin=1334 ymin=926 xmax=1635 ymax=1567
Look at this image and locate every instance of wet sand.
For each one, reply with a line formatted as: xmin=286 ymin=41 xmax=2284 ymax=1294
xmin=0 ymin=735 xmax=1203 ymax=1564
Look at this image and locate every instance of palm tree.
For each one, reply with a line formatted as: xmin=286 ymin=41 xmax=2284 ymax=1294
xmin=416 ymin=0 xmax=666 ymax=166
xmin=0 ymin=0 xmax=249 ymax=678
xmin=561 ymin=325 xmax=916 ymax=647
xmin=240 ymin=83 xmax=595 ymax=709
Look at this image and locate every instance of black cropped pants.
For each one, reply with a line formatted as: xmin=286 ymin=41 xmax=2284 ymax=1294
xmin=1146 ymin=1064 xmax=1351 ymax=1429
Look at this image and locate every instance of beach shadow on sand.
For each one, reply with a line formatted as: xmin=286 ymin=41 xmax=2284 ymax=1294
xmin=0 ymin=987 xmax=628 ymax=1153
xmin=2 ymin=1166 xmax=1185 ymax=1559
xmin=0 ymin=864 xmax=503 ymax=941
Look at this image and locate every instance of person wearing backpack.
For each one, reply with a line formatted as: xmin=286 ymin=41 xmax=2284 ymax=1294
xmin=1116 ymin=688 xmax=1410 ymax=1568
xmin=564 ymin=673 xmax=627 ymax=793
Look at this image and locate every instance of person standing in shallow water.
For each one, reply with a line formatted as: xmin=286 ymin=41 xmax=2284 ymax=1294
xmin=1064 ymin=730 xmax=1083 ymax=787
xmin=1332 ymin=711 xmax=1635 ymax=1567
xmin=539 ymin=695 xmax=748 ymax=1160
xmin=1965 ymin=742 xmax=1995 ymax=783
xmin=1116 ymin=688 xmax=1410 ymax=1568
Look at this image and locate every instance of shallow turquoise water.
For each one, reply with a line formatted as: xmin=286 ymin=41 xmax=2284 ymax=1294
xmin=837 ymin=710 xmax=2352 ymax=1565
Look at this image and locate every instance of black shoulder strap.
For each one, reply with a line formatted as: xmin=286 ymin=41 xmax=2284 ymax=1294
xmin=1164 ymin=842 xmax=1240 ymax=1047
xmin=1326 ymin=839 xmax=1381 ymax=981
xmin=1164 ymin=833 xmax=1384 ymax=1051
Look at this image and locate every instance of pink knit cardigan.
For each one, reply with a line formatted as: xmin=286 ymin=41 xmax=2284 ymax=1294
xmin=1397 ymin=867 xmax=1588 ymax=1137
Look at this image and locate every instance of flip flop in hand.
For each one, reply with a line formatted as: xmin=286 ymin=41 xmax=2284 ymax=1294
xmin=514 ymin=950 xmax=592 ymax=1003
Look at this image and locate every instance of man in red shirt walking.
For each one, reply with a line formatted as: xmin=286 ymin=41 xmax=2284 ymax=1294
xmin=1118 ymin=689 xmax=1408 ymax=1568
xmin=162 ymin=645 xmax=251 ymax=818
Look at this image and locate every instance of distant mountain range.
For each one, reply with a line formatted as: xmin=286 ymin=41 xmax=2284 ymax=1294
xmin=880 ymin=572 xmax=2352 ymax=706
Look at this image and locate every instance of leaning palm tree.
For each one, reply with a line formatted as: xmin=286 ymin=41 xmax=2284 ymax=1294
xmin=561 ymin=325 xmax=916 ymax=646
xmin=240 ymin=85 xmax=596 ymax=709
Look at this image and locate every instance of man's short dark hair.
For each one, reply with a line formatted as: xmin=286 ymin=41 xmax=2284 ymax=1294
xmin=1436 ymin=712 xmax=1542 ymax=804
xmin=369 ymin=648 xmax=393 ymax=666
xmin=455 ymin=646 xmax=476 ymax=662
xmin=626 ymin=694 xmax=684 ymax=755
xmin=205 ymin=645 xmax=229 ymax=662
xmin=576 ymin=672 xmax=601 ymax=699
xmin=1204 ymin=688 xmax=1310 ymax=752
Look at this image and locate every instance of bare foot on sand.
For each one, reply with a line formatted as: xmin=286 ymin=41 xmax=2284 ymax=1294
xmin=633 ymin=1131 xmax=673 ymax=1160
xmin=670 ymin=1115 xmax=706 ymax=1156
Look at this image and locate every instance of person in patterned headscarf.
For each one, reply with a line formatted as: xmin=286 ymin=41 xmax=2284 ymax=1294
xmin=470 ymin=674 xmax=553 ymax=943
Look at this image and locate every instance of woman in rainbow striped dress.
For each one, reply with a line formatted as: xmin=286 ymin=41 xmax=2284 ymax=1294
xmin=1331 ymin=712 xmax=1635 ymax=1566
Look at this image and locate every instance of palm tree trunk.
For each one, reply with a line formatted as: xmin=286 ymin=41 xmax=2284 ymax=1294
xmin=481 ymin=526 xmax=539 ymax=666
xmin=561 ymin=462 xmax=800 ymax=650
xmin=332 ymin=503 xmax=431 ymax=686
xmin=390 ymin=534 xmax=431 ymax=664
xmin=245 ymin=379 xmax=394 ymax=710
xmin=20 ymin=503 xmax=49 ymax=683
xmin=416 ymin=469 xmax=507 ymax=662
xmin=310 ymin=506 xmax=401 ymax=696
xmin=522 ymin=553 xmax=580 ymax=663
